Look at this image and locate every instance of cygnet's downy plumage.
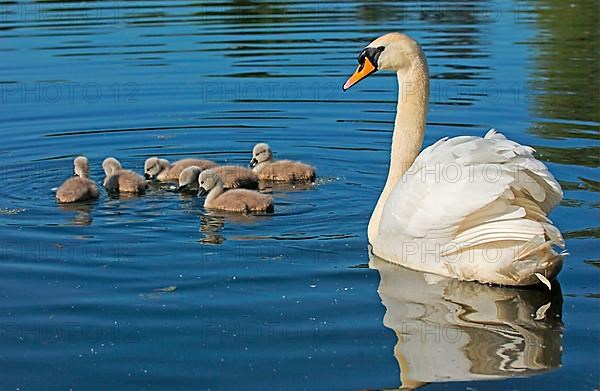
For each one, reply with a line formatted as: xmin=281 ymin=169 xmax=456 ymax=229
xmin=249 ymin=143 xmax=316 ymax=182
xmin=178 ymin=165 xmax=258 ymax=190
xmin=198 ymin=169 xmax=274 ymax=213
xmin=103 ymin=157 xmax=146 ymax=194
xmin=56 ymin=156 xmax=99 ymax=203
xmin=144 ymin=157 xmax=216 ymax=181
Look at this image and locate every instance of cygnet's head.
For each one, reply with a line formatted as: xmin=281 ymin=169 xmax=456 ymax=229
xmin=249 ymin=143 xmax=272 ymax=168
xmin=73 ymin=156 xmax=90 ymax=178
xmin=343 ymin=32 xmax=425 ymax=91
xmin=178 ymin=166 xmax=201 ymax=191
xmin=198 ymin=169 xmax=222 ymax=196
xmin=144 ymin=157 xmax=169 ymax=179
xmin=102 ymin=157 xmax=122 ymax=176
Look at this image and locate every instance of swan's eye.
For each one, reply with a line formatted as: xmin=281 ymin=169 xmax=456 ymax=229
xmin=200 ymin=181 xmax=204 ymax=184
xmin=357 ymin=47 xmax=383 ymax=71
xmin=358 ymin=49 xmax=367 ymax=65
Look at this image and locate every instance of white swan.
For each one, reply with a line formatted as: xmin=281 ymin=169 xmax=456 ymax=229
xmin=343 ymin=32 xmax=565 ymax=286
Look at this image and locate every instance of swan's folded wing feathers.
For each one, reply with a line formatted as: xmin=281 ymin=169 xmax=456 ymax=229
xmin=447 ymin=219 xmax=545 ymax=253
xmin=379 ymin=131 xmax=564 ymax=265
xmin=382 ymin=155 xmax=514 ymax=240
xmin=509 ymin=157 xmax=562 ymax=212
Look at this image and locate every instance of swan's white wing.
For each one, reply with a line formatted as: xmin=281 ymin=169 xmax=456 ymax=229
xmin=374 ymin=129 xmax=564 ymax=284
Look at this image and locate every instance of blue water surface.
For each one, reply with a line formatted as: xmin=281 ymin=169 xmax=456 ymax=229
xmin=0 ymin=1 xmax=598 ymax=389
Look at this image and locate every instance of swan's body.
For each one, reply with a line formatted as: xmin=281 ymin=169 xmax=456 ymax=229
xmin=144 ymin=157 xmax=216 ymax=181
xmin=103 ymin=157 xmax=146 ymax=194
xmin=212 ymin=165 xmax=259 ymax=189
xmin=344 ymin=33 xmax=564 ymax=286
xmin=179 ymin=165 xmax=258 ymax=190
xmin=199 ymin=169 xmax=274 ymax=213
xmin=56 ymin=156 xmax=99 ymax=203
xmin=250 ymin=143 xmax=316 ymax=182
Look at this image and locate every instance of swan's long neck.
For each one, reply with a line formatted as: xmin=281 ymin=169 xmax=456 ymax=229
xmin=205 ymin=182 xmax=224 ymax=206
xmin=368 ymin=56 xmax=429 ymax=243
xmin=253 ymin=161 xmax=267 ymax=173
xmin=253 ymin=156 xmax=272 ymax=173
xmin=75 ymin=166 xmax=89 ymax=178
xmin=160 ymin=160 xmax=171 ymax=175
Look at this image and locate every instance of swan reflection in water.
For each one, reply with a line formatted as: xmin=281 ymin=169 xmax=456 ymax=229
xmin=369 ymin=253 xmax=563 ymax=389
xmin=258 ymin=181 xmax=314 ymax=193
xmin=198 ymin=210 xmax=275 ymax=244
xmin=199 ymin=213 xmax=226 ymax=244
xmin=57 ymin=201 xmax=94 ymax=226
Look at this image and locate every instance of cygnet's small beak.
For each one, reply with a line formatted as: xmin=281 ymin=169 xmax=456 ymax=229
xmin=343 ymin=56 xmax=377 ymax=91
xmin=198 ymin=188 xmax=208 ymax=197
xmin=144 ymin=173 xmax=152 ymax=180
xmin=249 ymin=158 xmax=258 ymax=168
xmin=178 ymin=184 xmax=187 ymax=191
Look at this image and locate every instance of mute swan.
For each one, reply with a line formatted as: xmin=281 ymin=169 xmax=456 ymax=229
xmin=199 ymin=169 xmax=274 ymax=213
xmin=103 ymin=157 xmax=146 ymax=194
xmin=144 ymin=157 xmax=216 ymax=181
xmin=343 ymin=32 xmax=565 ymax=286
xmin=56 ymin=156 xmax=99 ymax=203
xmin=178 ymin=165 xmax=258 ymax=190
xmin=249 ymin=143 xmax=316 ymax=182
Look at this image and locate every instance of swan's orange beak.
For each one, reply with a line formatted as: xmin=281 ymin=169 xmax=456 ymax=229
xmin=343 ymin=57 xmax=376 ymax=91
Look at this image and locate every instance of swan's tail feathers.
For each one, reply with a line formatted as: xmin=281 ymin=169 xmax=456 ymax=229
xmin=543 ymin=222 xmax=565 ymax=248
xmin=499 ymin=239 xmax=564 ymax=286
xmin=443 ymin=206 xmax=566 ymax=285
xmin=535 ymin=273 xmax=552 ymax=290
